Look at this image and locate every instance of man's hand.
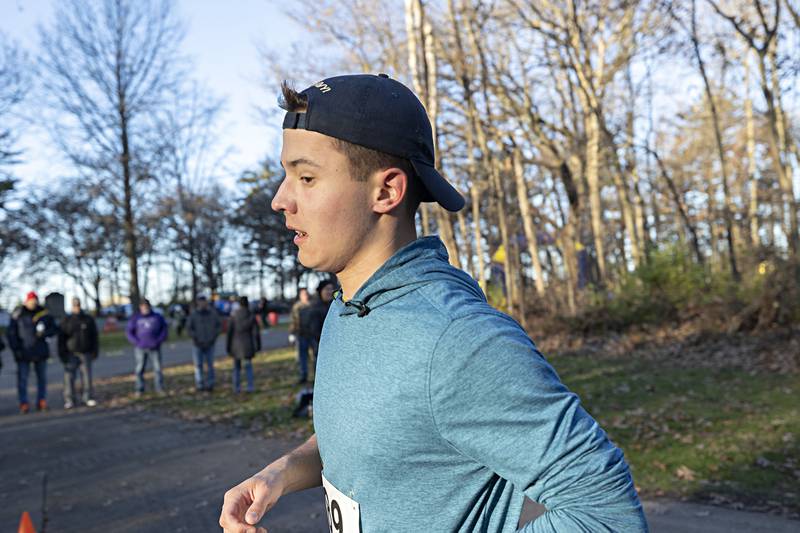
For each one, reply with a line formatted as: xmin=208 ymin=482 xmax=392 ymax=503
xmin=220 ymin=435 xmax=322 ymax=532
xmin=220 ymin=469 xmax=284 ymax=533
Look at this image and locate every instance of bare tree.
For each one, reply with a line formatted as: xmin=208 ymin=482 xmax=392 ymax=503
xmin=0 ymin=33 xmax=25 ymax=187
xmin=667 ymin=0 xmax=740 ymax=278
xmin=260 ymin=0 xmax=800 ymax=320
xmin=37 ymin=0 xmax=187 ymax=306
xmin=708 ymin=0 xmax=799 ymax=255
xmin=0 ymin=34 xmax=29 ymax=300
xmin=155 ymin=84 xmax=226 ymax=299
xmin=21 ymin=182 xmax=123 ymax=314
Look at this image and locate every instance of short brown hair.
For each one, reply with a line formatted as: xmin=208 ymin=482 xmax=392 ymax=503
xmin=280 ymin=82 xmax=421 ymax=215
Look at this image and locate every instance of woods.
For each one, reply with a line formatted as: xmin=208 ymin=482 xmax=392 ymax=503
xmin=2 ymin=0 xmax=799 ymax=330
xmin=274 ymin=0 xmax=800 ymax=329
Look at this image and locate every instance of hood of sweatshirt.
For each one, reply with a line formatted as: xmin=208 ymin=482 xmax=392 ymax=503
xmin=335 ymin=236 xmax=484 ymax=318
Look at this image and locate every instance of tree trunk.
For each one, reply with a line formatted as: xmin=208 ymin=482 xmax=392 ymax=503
xmin=653 ymin=151 xmax=704 ymax=264
xmin=745 ymin=53 xmax=760 ymax=247
xmin=585 ymin=108 xmax=606 ymax=280
xmin=448 ymin=0 xmax=488 ymax=282
xmin=704 ymin=159 xmax=719 ymax=266
xmin=471 ymin=184 xmax=486 ymax=288
xmin=404 ymin=0 xmax=430 ymax=237
xmin=756 ymin=48 xmax=799 ymax=254
xmin=116 ymin=55 xmax=140 ymax=307
xmin=420 ymin=9 xmax=460 ymax=268
xmin=456 ymin=208 xmax=474 ymax=278
xmin=512 ymin=147 xmax=545 ymax=296
xmin=691 ymin=0 xmax=739 ymax=279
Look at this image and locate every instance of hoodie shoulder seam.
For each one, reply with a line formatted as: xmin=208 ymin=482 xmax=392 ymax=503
xmin=416 ymin=282 xmax=504 ymax=323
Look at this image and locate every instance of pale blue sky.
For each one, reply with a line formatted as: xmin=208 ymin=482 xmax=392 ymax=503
xmin=1 ymin=0 xmax=302 ymax=189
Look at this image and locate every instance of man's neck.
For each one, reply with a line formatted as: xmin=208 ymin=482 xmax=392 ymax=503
xmin=337 ymin=223 xmax=417 ymax=300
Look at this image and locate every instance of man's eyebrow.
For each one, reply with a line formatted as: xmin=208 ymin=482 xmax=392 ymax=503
xmin=283 ymin=157 xmax=321 ymax=169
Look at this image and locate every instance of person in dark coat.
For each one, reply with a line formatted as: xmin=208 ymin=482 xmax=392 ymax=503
xmin=291 ymin=280 xmax=336 ymax=418
xmin=58 ymin=297 xmax=99 ymax=408
xmin=257 ymin=297 xmax=270 ymax=329
xmin=226 ymin=296 xmax=260 ymax=393
xmin=187 ymin=295 xmax=222 ymax=392
xmin=308 ymin=280 xmax=336 ymax=347
xmin=290 ymin=288 xmax=313 ymax=384
xmin=6 ymin=291 xmax=59 ymax=413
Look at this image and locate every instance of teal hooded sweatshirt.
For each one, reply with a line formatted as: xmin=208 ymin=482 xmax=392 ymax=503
xmin=314 ymin=237 xmax=648 ymax=532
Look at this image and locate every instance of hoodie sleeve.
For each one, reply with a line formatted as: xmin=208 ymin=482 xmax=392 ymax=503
xmin=126 ymin=316 xmax=138 ymax=345
xmin=428 ymin=312 xmax=648 ymax=533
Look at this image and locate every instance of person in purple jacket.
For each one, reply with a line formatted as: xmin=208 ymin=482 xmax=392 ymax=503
xmin=126 ymin=299 xmax=169 ymax=396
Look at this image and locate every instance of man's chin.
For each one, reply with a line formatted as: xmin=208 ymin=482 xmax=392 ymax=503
xmin=296 ymin=249 xmax=318 ymax=270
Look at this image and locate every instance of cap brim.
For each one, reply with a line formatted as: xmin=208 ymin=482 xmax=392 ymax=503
xmin=410 ymin=160 xmax=465 ymax=212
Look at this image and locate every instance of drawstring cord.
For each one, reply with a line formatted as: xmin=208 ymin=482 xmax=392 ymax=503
xmin=344 ymin=300 xmax=371 ymax=317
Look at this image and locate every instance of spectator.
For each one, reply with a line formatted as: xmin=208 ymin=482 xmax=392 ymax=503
xmin=173 ymin=303 xmax=188 ymax=337
xmin=226 ymin=296 xmax=260 ymax=394
xmin=6 ymin=291 xmax=58 ymax=413
xmin=229 ymin=295 xmax=240 ymax=314
xmin=289 ymin=287 xmax=313 ymax=384
xmin=308 ymin=280 xmax=335 ymax=348
xmin=126 ymin=298 xmax=168 ymax=396
xmin=187 ymin=295 xmax=222 ymax=392
xmin=58 ymin=297 xmax=99 ymax=408
xmin=257 ymin=297 xmax=270 ymax=329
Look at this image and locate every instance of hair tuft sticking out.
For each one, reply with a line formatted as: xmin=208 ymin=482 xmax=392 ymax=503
xmin=279 ymin=81 xmax=308 ymax=112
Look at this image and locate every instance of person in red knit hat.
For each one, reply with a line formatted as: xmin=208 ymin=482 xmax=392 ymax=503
xmin=5 ymin=291 xmax=59 ymax=413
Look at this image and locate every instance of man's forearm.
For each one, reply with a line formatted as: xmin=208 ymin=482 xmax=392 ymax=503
xmin=267 ymin=434 xmax=322 ymax=497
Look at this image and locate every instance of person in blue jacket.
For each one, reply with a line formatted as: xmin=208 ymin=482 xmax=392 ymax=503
xmin=219 ymin=75 xmax=649 ymax=533
xmin=126 ymin=298 xmax=169 ymax=395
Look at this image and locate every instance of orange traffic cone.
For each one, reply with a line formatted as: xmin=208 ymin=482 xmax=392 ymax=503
xmin=17 ymin=511 xmax=36 ymax=533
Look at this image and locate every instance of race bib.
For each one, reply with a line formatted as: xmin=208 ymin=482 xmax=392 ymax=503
xmin=321 ymin=473 xmax=361 ymax=533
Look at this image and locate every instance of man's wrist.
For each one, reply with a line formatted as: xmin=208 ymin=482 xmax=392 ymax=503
xmin=258 ymin=461 xmax=288 ymax=497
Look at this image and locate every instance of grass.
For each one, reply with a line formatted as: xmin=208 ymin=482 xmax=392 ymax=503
xmin=98 ymin=330 xmax=131 ymax=353
xmin=94 ymin=347 xmax=314 ymax=440
xmin=548 ymin=353 xmax=800 ymax=516
xmin=93 ymin=344 xmax=799 ymax=516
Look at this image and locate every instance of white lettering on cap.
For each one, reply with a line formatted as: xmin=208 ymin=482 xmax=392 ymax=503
xmin=314 ymin=81 xmax=332 ymax=93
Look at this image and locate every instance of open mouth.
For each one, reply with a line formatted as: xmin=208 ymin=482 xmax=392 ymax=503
xmin=293 ymin=230 xmax=308 ymax=244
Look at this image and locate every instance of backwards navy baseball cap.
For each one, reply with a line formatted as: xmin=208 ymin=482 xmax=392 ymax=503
xmin=282 ymin=73 xmax=465 ymax=212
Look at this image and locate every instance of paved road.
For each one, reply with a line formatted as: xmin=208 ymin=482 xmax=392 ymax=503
xmin=2 ymin=329 xmax=797 ymax=532
xmin=0 ymin=328 xmax=289 ymax=416
xmin=0 ymin=406 xmax=327 ymax=532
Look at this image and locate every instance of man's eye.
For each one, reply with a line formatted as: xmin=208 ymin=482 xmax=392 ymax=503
xmin=300 ymin=176 xmax=314 ymax=184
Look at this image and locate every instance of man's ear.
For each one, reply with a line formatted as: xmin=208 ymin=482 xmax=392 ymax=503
xmin=371 ymin=168 xmax=408 ymax=214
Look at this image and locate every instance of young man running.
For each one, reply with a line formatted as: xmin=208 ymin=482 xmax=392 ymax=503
xmin=220 ymin=74 xmax=648 ymax=532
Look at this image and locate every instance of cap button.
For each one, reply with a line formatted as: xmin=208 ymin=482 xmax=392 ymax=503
xmin=378 ymin=73 xmax=389 ymax=78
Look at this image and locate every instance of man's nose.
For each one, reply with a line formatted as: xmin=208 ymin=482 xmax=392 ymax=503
xmin=271 ymin=177 xmax=296 ymax=214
